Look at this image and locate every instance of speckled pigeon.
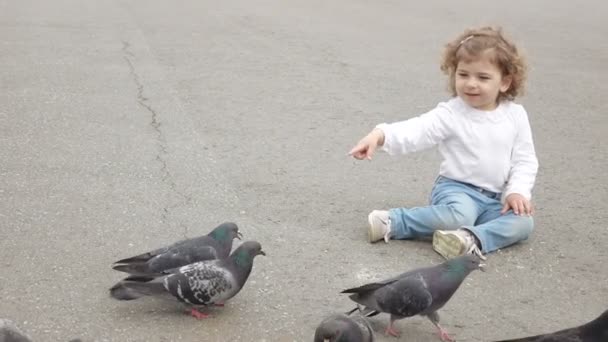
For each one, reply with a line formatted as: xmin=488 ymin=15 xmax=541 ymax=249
xmin=494 ymin=309 xmax=608 ymax=342
xmin=342 ymin=254 xmax=484 ymax=341
xmin=112 ymin=222 xmax=241 ymax=276
xmin=110 ymin=241 xmax=265 ymax=318
xmin=314 ymin=313 xmax=374 ymax=342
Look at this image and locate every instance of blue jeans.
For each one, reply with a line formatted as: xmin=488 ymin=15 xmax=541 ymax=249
xmin=388 ymin=176 xmax=533 ymax=253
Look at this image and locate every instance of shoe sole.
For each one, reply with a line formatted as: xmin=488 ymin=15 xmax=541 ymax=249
xmin=433 ymin=231 xmax=465 ymax=259
xmin=367 ymin=212 xmax=384 ymax=243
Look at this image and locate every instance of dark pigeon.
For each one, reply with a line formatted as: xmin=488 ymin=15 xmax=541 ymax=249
xmin=0 ymin=319 xmax=32 ymax=342
xmin=314 ymin=313 xmax=374 ymax=342
xmin=494 ymin=309 xmax=608 ymax=342
xmin=110 ymin=241 xmax=265 ymax=319
xmin=342 ymin=254 xmax=484 ymax=341
xmin=111 ymin=222 xmax=241 ymax=276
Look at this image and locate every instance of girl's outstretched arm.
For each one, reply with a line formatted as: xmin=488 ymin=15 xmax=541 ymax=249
xmin=349 ymin=128 xmax=385 ymax=160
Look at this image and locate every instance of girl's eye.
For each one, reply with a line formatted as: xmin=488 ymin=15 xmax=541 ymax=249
xmin=457 ymin=73 xmax=468 ymax=77
xmin=479 ymin=75 xmax=491 ymax=80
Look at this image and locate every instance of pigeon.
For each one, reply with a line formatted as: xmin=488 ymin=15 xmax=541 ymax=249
xmin=342 ymin=254 xmax=484 ymax=341
xmin=314 ymin=313 xmax=374 ymax=342
xmin=0 ymin=319 xmax=32 ymax=342
xmin=494 ymin=309 xmax=608 ymax=342
xmin=110 ymin=240 xmax=265 ymax=319
xmin=111 ymin=222 xmax=241 ymax=276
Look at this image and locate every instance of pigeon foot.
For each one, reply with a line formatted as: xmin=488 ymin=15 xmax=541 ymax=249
xmin=189 ymin=308 xmax=210 ymax=319
xmin=384 ymin=323 xmax=401 ymax=337
xmin=438 ymin=328 xmax=455 ymax=342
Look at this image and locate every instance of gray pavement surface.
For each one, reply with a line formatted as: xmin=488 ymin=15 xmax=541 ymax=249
xmin=1 ymin=0 xmax=607 ymax=341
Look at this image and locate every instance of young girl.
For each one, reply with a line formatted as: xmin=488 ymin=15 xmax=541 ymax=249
xmin=349 ymin=27 xmax=538 ymax=260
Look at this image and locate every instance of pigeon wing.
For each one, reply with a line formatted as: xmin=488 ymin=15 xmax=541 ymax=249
xmin=112 ymin=236 xmax=220 ymax=275
xmin=374 ymin=274 xmax=433 ymax=318
xmin=147 ymin=244 xmax=219 ymax=273
xmin=163 ymin=260 xmax=236 ymax=305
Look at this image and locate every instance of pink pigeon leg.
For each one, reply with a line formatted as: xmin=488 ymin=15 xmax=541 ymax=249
xmin=189 ymin=308 xmax=210 ymax=319
xmin=427 ymin=313 xmax=454 ymax=342
xmin=435 ymin=324 xmax=455 ymax=342
xmin=384 ymin=319 xmax=401 ymax=337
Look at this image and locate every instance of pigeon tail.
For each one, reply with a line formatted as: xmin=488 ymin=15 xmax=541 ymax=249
xmin=345 ymin=305 xmax=379 ymax=317
xmin=113 ymin=251 xmax=155 ymax=265
xmin=112 ymin=262 xmax=154 ymax=275
xmin=341 ymin=282 xmax=390 ymax=294
xmin=121 ymin=275 xmax=157 ymax=282
xmin=344 ymin=306 xmax=359 ymax=315
xmin=110 ymin=279 xmax=165 ymax=300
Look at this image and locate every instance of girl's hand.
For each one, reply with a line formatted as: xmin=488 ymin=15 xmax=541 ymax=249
xmin=501 ymin=193 xmax=534 ymax=216
xmin=349 ymin=129 xmax=385 ymax=160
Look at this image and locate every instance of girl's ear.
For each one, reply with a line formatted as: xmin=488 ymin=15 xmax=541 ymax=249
xmin=500 ymin=75 xmax=513 ymax=93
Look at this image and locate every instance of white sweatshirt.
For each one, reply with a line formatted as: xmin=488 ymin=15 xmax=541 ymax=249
xmin=376 ymin=97 xmax=538 ymax=202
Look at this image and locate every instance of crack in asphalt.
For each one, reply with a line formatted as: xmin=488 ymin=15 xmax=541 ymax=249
xmin=121 ymin=41 xmax=192 ymax=227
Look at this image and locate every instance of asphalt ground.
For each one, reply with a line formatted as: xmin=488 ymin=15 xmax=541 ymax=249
xmin=1 ymin=0 xmax=607 ymax=341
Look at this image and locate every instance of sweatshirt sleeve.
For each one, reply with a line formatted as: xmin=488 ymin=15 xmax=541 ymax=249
xmin=375 ymin=102 xmax=454 ymax=155
xmin=503 ymin=107 xmax=539 ymax=201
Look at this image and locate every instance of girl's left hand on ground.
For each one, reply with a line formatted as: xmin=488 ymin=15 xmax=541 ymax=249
xmin=501 ymin=193 xmax=534 ymax=216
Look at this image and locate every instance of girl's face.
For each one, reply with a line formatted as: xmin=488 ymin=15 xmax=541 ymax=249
xmin=454 ymin=52 xmax=512 ymax=111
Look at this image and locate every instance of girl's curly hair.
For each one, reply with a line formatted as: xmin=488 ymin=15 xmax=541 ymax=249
xmin=440 ymin=27 xmax=527 ymax=102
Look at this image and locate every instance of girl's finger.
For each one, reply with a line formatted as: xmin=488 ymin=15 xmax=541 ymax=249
xmin=366 ymin=144 xmax=376 ymax=160
xmin=348 ymin=143 xmax=364 ymax=156
xmin=523 ymin=200 xmax=532 ymax=216
xmin=530 ymin=203 xmax=535 ymax=216
xmin=518 ymin=201 xmax=526 ymax=215
xmin=513 ymin=200 xmax=522 ymax=215
xmin=500 ymin=201 xmax=510 ymax=214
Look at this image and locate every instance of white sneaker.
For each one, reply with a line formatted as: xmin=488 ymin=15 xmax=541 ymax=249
xmin=367 ymin=210 xmax=391 ymax=243
xmin=433 ymin=229 xmax=486 ymax=260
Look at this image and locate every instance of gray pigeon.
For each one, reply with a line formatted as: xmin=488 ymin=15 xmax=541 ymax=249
xmin=342 ymin=254 xmax=484 ymax=341
xmin=494 ymin=309 xmax=608 ymax=342
xmin=0 ymin=319 xmax=32 ymax=342
xmin=0 ymin=320 xmax=82 ymax=342
xmin=110 ymin=241 xmax=265 ymax=319
xmin=111 ymin=222 xmax=241 ymax=276
xmin=314 ymin=313 xmax=374 ymax=342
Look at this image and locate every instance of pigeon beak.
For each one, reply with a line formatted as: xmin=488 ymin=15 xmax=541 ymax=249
xmin=236 ymin=231 xmax=243 ymax=240
xmin=259 ymin=250 xmax=266 ymax=256
xmin=478 ymin=263 xmax=486 ymax=272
